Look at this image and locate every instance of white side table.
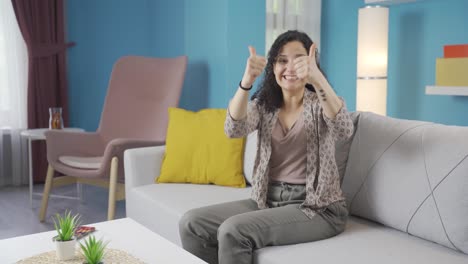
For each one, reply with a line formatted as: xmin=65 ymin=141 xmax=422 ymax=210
xmin=20 ymin=128 xmax=85 ymax=207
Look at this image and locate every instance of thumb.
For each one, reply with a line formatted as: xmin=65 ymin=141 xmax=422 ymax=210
xmin=248 ymin=46 xmax=256 ymax=57
xmin=309 ymin=43 xmax=316 ymax=58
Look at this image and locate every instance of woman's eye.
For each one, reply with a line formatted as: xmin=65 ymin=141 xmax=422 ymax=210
xmin=277 ymin=58 xmax=288 ymax=65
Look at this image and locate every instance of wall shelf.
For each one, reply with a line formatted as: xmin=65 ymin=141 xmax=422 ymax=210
xmin=425 ymin=86 xmax=468 ymax=96
xmin=364 ymin=0 xmax=422 ymax=5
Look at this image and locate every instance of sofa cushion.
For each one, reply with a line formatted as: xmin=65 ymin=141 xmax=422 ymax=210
xmin=243 ymin=131 xmax=257 ymax=185
xmin=126 ymin=183 xmax=252 ymax=246
xmin=255 ymin=217 xmax=468 ymax=264
xmin=158 ymin=108 xmax=246 ymax=187
xmin=343 ymin=112 xmax=468 ymax=254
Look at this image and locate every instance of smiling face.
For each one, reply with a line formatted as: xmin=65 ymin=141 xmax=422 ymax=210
xmin=273 ymin=41 xmax=308 ymax=92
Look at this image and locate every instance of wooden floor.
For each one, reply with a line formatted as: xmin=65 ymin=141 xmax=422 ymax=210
xmin=0 ymin=184 xmax=126 ymax=240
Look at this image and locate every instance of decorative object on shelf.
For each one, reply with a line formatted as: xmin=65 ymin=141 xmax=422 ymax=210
xmin=80 ymin=235 xmax=108 ymax=264
xmin=52 ymin=210 xmax=81 ymax=260
xmin=444 ymin=44 xmax=468 ymax=58
xmin=426 ymin=43 xmax=468 ymax=96
xmin=48 ymin=107 xmax=64 ymax=129
xmin=356 ymin=5 xmax=389 ymax=116
xmin=436 ymin=58 xmax=468 ymax=86
xmin=436 ymin=44 xmax=468 ymax=86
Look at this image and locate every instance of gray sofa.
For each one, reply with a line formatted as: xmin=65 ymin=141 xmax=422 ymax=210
xmin=124 ymin=112 xmax=468 ymax=263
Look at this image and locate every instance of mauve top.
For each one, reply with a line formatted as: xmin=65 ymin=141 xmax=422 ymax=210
xmin=225 ymin=89 xmax=354 ymax=218
xmin=269 ymin=113 xmax=307 ymax=184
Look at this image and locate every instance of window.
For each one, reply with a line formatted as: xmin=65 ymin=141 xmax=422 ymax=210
xmin=265 ymin=0 xmax=322 ymax=54
xmin=0 ymin=0 xmax=28 ymax=129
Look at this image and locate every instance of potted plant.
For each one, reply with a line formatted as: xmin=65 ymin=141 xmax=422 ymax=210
xmin=53 ymin=210 xmax=81 ymax=260
xmin=80 ymin=235 xmax=108 ymax=264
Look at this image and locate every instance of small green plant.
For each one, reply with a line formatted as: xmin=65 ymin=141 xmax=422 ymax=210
xmin=80 ymin=235 xmax=108 ymax=264
xmin=53 ymin=210 xmax=81 ymax=241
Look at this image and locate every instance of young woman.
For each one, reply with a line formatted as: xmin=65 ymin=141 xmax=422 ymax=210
xmin=179 ymin=30 xmax=354 ymax=264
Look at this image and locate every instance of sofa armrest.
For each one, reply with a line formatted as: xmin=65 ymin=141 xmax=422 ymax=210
xmin=124 ymin=145 xmax=166 ymax=192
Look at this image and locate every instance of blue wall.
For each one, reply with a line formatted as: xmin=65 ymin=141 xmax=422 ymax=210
xmin=150 ymin=0 xmax=185 ymax=58
xmin=321 ymin=0 xmax=361 ymax=111
xmin=66 ymin=0 xmax=264 ymax=130
xmin=388 ymin=0 xmax=468 ymax=125
xmin=182 ymin=0 xmax=228 ymax=110
xmin=226 ymin=1 xmax=266 ymax=102
xmin=67 ymin=0 xmax=156 ymax=131
xmin=67 ymin=0 xmax=468 ymax=130
xmin=322 ymin=0 xmax=468 ymax=125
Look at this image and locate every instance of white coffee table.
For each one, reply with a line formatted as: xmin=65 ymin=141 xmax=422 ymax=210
xmin=20 ymin=128 xmax=84 ymax=207
xmin=0 ymin=218 xmax=206 ymax=263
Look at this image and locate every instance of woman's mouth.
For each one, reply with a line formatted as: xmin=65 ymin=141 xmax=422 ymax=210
xmin=283 ymin=75 xmax=298 ymax=81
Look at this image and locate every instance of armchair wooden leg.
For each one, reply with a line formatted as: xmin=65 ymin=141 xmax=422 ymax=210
xmin=108 ymin=157 xmax=118 ymax=221
xmin=39 ymin=165 xmax=54 ymax=222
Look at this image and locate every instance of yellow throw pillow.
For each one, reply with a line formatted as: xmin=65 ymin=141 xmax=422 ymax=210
xmin=157 ymin=108 xmax=246 ymax=188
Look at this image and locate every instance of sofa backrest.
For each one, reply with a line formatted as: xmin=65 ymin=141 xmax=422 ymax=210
xmin=243 ymin=131 xmax=257 ymax=185
xmin=342 ymin=112 xmax=468 ymax=254
xmin=336 ymin=111 xmax=360 ymax=183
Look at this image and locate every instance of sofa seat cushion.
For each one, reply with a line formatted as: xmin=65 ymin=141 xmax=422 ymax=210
xmin=126 ymin=183 xmax=468 ymax=263
xmin=126 ymin=183 xmax=251 ymax=245
xmin=255 ymin=217 xmax=468 ymax=264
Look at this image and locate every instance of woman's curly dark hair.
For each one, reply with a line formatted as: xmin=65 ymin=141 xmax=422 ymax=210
xmin=252 ymin=30 xmax=326 ymax=113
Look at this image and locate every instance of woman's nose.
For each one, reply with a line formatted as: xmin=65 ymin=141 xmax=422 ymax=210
xmin=285 ymin=61 xmax=295 ymax=72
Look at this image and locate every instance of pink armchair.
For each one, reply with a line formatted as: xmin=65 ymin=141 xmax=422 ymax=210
xmin=39 ymin=56 xmax=187 ymax=221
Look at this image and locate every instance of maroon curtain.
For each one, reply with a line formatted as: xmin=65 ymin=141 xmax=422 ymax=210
xmin=12 ymin=0 xmax=74 ymax=183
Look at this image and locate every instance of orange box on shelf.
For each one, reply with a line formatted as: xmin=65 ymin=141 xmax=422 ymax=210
xmin=444 ymin=44 xmax=468 ymax=58
xmin=436 ymin=57 xmax=468 ymax=86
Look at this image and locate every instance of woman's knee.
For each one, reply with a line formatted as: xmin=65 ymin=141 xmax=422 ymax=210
xmin=217 ymin=216 xmax=256 ymax=262
xmin=179 ymin=208 xmax=205 ymax=235
xmin=217 ymin=216 xmax=249 ymax=244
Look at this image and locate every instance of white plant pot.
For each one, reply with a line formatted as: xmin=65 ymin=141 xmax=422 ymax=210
xmin=55 ymin=239 xmax=76 ymax=260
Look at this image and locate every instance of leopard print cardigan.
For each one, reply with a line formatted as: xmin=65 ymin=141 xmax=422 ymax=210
xmin=224 ymin=89 xmax=354 ymax=218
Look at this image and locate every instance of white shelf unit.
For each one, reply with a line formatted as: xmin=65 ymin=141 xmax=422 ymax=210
xmin=425 ymin=86 xmax=468 ymax=96
xmin=364 ymin=0 xmax=422 ymax=5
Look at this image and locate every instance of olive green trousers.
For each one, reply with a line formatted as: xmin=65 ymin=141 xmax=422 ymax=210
xmin=179 ymin=182 xmax=348 ymax=264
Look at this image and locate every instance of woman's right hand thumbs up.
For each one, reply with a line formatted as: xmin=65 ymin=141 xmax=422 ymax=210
xmin=241 ymin=46 xmax=267 ymax=89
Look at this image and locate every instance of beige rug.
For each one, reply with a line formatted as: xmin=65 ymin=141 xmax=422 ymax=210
xmin=16 ymin=248 xmax=145 ymax=264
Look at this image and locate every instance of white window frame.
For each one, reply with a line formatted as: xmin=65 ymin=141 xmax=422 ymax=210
xmin=0 ymin=0 xmax=28 ymax=129
xmin=266 ymin=0 xmax=322 ymax=55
